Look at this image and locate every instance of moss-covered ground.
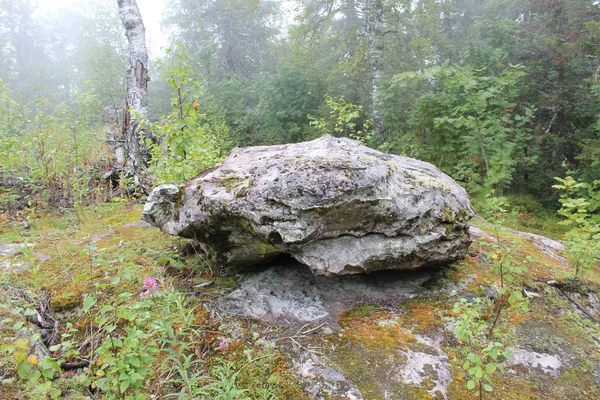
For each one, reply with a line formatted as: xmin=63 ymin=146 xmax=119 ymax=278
xmin=0 ymin=203 xmax=598 ymax=399
xmin=0 ymin=203 xmax=307 ymax=399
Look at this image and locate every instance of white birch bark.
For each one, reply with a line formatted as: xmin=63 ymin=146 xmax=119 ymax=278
xmin=365 ymin=0 xmax=385 ymax=136
xmin=117 ymin=0 xmax=149 ymax=177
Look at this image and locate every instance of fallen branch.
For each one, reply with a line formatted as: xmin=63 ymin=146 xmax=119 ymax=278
xmin=61 ymin=360 xmax=90 ymax=371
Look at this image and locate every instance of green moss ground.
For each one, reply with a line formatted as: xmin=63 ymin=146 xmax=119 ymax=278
xmin=1 ymin=203 xmax=598 ymax=399
xmin=0 ymin=203 xmax=306 ymax=399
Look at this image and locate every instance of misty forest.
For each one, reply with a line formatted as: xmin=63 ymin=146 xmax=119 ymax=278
xmin=1 ymin=0 xmax=599 ymax=399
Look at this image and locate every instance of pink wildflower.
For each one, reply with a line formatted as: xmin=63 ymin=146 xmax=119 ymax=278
xmin=216 ymin=337 xmax=230 ymax=352
xmin=140 ymin=276 xmax=158 ymax=297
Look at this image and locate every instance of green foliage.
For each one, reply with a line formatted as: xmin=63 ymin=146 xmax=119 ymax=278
xmin=87 ymin=293 xmax=158 ymax=398
xmin=202 ymin=358 xmax=250 ymax=400
xmin=553 ymin=176 xmax=600 ymax=280
xmin=148 ymin=45 xmax=230 ymax=184
xmin=451 ymin=192 xmax=534 ymax=397
xmin=52 ymin=272 xmax=207 ymax=399
xmin=0 ymin=89 xmax=105 ymax=207
xmin=481 ymin=192 xmax=530 ymax=332
xmin=308 ymin=95 xmax=373 ymax=143
xmin=0 ymin=81 xmax=26 ymax=173
xmin=391 ymin=61 xmax=535 ymax=195
xmin=0 ymin=287 xmax=63 ymax=399
xmin=451 ymin=297 xmax=509 ymax=397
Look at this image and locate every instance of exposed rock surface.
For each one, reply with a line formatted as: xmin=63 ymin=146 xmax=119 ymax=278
xmin=226 ymin=260 xmax=432 ymax=322
xmin=0 ymin=243 xmax=33 ymax=257
xmin=396 ymin=335 xmax=451 ymax=398
xmin=0 ymin=243 xmax=51 ymax=272
xmin=506 ymin=348 xmax=563 ymax=377
xmin=143 ymin=135 xmax=473 ymax=275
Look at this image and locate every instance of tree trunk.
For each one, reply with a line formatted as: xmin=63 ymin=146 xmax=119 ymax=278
xmin=117 ymin=0 xmax=150 ymax=181
xmin=365 ymin=0 xmax=385 ymax=137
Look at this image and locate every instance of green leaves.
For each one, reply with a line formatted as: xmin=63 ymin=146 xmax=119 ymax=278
xmin=451 ymin=296 xmax=513 ymax=397
xmin=391 ymin=62 xmax=533 ymax=195
xmin=16 ymin=359 xmax=32 ymax=378
xmin=82 ymin=296 xmax=96 ymax=313
xmin=553 ymin=176 xmax=600 ymax=280
xmin=147 ymin=44 xmax=229 ymax=184
xmin=308 ymin=95 xmax=373 ymax=143
xmin=73 ymin=272 xmax=89 ymax=284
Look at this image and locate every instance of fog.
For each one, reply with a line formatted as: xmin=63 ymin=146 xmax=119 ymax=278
xmin=35 ymin=0 xmax=167 ymax=54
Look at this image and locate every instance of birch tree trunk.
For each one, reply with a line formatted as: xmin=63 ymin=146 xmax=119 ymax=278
xmin=365 ymin=0 xmax=385 ymax=137
xmin=117 ymin=0 xmax=150 ymax=180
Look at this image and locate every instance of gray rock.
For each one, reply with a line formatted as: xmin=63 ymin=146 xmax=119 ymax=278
xmin=142 ymin=184 xmax=183 ymax=235
xmin=34 ymin=252 xmax=51 ymax=262
xmin=0 ymin=243 xmax=33 ymax=257
xmin=396 ymin=335 xmax=451 ymax=399
xmin=505 ymin=348 xmax=563 ymax=377
xmin=143 ymin=135 xmax=473 ymax=275
xmin=0 ymin=260 xmax=31 ymax=273
xmin=226 ymin=260 xmax=431 ymax=322
xmin=121 ymin=220 xmax=152 ymax=228
xmin=90 ymin=229 xmax=117 ymax=243
xmin=292 ymin=353 xmax=364 ymax=399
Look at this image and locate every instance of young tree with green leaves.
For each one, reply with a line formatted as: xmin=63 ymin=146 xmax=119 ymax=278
xmin=553 ymin=176 xmax=600 ymax=280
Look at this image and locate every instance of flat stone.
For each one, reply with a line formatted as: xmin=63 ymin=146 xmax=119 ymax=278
xmin=90 ymin=229 xmax=117 ymax=243
xmin=396 ymin=335 xmax=451 ymax=399
xmin=0 ymin=243 xmax=33 ymax=257
xmin=226 ymin=259 xmax=432 ymax=322
xmin=1 ymin=260 xmax=31 ymax=273
xmin=292 ymin=354 xmax=364 ymax=400
xmin=506 ymin=348 xmax=562 ymax=377
xmin=34 ymin=252 xmax=51 ymax=262
xmin=469 ymin=225 xmax=495 ymax=241
xmin=121 ymin=220 xmax=152 ymax=228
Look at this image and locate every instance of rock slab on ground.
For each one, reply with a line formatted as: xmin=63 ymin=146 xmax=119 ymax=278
xmin=226 ymin=260 xmax=432 ymax=322
xmin=143 ymin=135 xmax=473 ymax=275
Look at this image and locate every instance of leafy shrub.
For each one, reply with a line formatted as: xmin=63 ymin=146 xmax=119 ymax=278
xmin=553 ymin=176 xmax=600 ymax=280
xmin=147 ymin=45 xmax=231 ymax=184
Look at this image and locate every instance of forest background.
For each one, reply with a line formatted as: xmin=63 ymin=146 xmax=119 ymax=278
xmin=1 ymin=0 xmax=600 ymax=221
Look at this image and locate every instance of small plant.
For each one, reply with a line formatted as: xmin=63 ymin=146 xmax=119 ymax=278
xmin=553 ymin=176 xmax=600 ymax=280
xmin=0 ymin=291 xmax=63 ymax=398
xmin=22 ymin=243 xmax=43 ymax=291
xmin=201 ymin=358 xmax=250 ymax=400
xmin=450 ymin=192 xmax=530 ymax=398
xmin=451 ymin=297 xmax=509 ymax=399
xmin=480 ymin=192 xmax=529 ymax=337
xmin=70 ymin=272 xmax=220 ymax=399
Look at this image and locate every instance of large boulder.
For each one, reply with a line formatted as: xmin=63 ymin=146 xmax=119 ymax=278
xmin=142 ymin=135 xmax=473 ymax=276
